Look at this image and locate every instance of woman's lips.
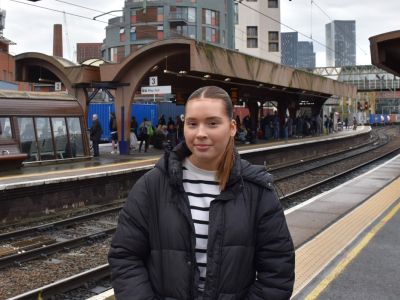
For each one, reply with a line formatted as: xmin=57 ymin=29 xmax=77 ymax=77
xmin=195 ymin=144 xmax=211 ymax=151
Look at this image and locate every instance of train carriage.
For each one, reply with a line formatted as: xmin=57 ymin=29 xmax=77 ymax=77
xmin=0 ymin=90 xmax=90 ymax=170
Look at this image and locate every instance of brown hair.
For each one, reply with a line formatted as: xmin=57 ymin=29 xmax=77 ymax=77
xmin=186 ymin=86 xmax=236 ymax=191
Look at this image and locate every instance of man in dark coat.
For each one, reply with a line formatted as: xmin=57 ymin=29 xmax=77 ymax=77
xmin=90 ymin=114 xmax=102 ymax=157
xmin=108 ymin=142 xmax=295 ymax=299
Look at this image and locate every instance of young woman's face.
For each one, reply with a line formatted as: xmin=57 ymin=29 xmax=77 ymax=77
xmin=184 ymin=97 xmax=236 ymax=170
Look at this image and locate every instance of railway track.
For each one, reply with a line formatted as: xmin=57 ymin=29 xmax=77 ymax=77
xmin=275 ymin=126 xmax=400 ymax=201
xmin=8 ymin=264 xmax=110 ymax=300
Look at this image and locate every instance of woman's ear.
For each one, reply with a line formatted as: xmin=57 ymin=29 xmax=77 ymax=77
xmin=230 ymin=119 xmax=237 ymax=137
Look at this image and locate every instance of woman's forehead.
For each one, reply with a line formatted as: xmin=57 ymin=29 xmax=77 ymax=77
xmin=186 ymin=97 xmax=225 ymax=111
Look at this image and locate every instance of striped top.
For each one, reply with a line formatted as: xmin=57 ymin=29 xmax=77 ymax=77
xmin=182 ymin=158 xmax=220 ymax=291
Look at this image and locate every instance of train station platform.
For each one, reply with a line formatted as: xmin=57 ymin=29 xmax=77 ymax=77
xmin=85 ymin=131 xmax=399 ymax=300
xmin=291 ymin=153 xmax=400 ymax=299
xmin=0 ymin=125 xmax=371 ymax=190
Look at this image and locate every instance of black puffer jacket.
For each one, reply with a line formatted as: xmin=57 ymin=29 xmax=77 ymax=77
xmin=108 ymin=143 xmax=295 ymax=300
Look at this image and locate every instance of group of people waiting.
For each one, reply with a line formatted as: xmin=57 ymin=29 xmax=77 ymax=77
xmin=129 ymin=114 xmax=184 ymax=153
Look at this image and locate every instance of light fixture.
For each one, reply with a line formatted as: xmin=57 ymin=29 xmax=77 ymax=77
xmin=203 ymin=74 xmax=211 ymax=79
xmin=257 ymin=83 xmax=263 ymax=88
xmin=179 ymin=70 xmax=187 ymax=75
xmin=224 ymin=78 xmax=231 ymax=82
xmin=151 ymin=65 xmax=159 ymax=72
xmin=272 ymin=86 xmax=276 ymax=89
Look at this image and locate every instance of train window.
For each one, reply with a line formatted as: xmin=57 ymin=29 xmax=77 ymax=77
xmin=51 ymin=117 xmax=69 ymax=159
xmin=0 ymin=117 xmax=12 ymax=139
xmin=17 ymin=117 xmax=39 ymax=161
xmin=35 ymin=117 xmax=56 ymax=160
xmin=67 ymin=117 xmax=84 ymax=157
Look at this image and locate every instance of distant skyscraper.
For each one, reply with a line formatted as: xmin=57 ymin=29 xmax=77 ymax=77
xmin=281 ymin=32 xmax=315 ymax=69
xmin=281 ymin=32 xmax=297 ymax=67
xmin=297 ymin=41 xmax=315 ymax=68
xmin=325 ymin=20 xmax=356 ymax=67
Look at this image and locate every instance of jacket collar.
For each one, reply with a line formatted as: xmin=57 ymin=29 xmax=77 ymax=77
xmin=155 ymin=142 xmax=273 ymax=193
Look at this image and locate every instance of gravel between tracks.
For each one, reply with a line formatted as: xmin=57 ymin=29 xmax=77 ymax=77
xmin=0 ymin=239 xmax=110 ymax=299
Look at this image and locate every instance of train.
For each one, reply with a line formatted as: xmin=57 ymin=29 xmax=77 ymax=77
xmin=0 ymin=90 xmax=90 ymax=170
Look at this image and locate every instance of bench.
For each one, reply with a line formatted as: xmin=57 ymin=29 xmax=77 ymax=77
xmin=0 ymin=142 xmax=28 ymax=170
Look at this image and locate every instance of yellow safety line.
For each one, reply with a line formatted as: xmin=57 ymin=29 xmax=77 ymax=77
xmin=0 ymin=158 xmax=158 ymax=181
xmin=293 ymin=176 xmax=400 ymax=297
xmin=305 ymin=202 xmax=400 ymax=300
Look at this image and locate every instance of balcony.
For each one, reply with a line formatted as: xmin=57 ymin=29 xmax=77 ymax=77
xmin=168 ymin=13 xmax=189 ymax=25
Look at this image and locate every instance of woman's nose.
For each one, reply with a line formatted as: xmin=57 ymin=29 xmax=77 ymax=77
xmin=195 ymin=124 xmax=207 ymax=137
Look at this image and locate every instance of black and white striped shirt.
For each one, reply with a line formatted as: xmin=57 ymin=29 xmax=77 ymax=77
xmin=182 ymin=158 xmax=220 ymax=291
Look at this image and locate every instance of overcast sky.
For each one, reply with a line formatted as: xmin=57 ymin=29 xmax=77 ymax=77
xmin=1 ymin=0 xmax=399 ymax=67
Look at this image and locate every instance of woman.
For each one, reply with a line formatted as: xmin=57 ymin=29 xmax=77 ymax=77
xmin=110 ymin=112 xmax=118 ymax=154
xmin=108 ymin=86 xmax=295 ymax=299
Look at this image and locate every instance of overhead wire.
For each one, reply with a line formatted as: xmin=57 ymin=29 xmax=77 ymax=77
xmin=9 ymin=0 xmax=108 ymax=23
xmin=54 ymin=0 xmax=120 ymax=17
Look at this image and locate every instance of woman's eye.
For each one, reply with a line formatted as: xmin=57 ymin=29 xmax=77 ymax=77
xmin=209 ymin=122 xmax=218 ymax=127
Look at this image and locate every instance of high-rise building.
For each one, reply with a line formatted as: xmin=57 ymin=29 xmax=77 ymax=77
xmin=281 ymin=32 xmax=297 ymax=67
xmin=281 ymin=32 xmax=315 ymax=69
xmin=102 ymin=0 xmax=235 ymax=63
xmin=76 ymin=43 xmax=102 ymax=63
xmin=297 ymin=41 xmax=315 ymax=68
xmin=234 ymin=0 xmax=281 ymax=63
xmin=325 ymin=20 xmax=356 ymax=67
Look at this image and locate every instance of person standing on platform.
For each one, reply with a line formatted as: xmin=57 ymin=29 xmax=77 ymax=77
xmin=138 ymin=118 xmax=150 ymax=152
xmin=108 ymin=86 xmax=295 ymax=300
xmin=109 ymin=112 xmax=118 ymax=154
xmin=90 ymin=114 xmax=102 ymax=157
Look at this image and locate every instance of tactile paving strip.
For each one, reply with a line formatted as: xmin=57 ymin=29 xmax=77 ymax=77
xmin=293 ymin=176 xmax=400 ymax=296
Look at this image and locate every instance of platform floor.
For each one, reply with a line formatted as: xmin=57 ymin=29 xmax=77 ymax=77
xmin=291 ymin=154 xmax=400 ymax=299
xmin=0 ymin=125 xmax=370 ymax=190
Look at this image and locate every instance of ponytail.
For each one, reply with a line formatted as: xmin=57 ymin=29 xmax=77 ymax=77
xmin=217 ymin=136 xmax=235 ymax=191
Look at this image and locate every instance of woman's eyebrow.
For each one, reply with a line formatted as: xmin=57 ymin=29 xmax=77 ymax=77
xmin=185 ymin=116 xmax=223 ymax=121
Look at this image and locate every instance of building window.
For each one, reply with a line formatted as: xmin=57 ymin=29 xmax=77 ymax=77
xmin=203 ymin=27 xmax=218 ymax=43
xmin=170 ymin=6 xmax=196 ymax=23
xmin=247 ymin=26 xmax=258 ymax=48
xmin=157 ymin=25 xmax=164 ymax=40
xmin=268 ymin=0 xmax=278 ymax=8
xmin=110 ymin=47 xmax=118 ymax=62
xmin=203 ymin=9 xmax=219 ymax=26
xmin=130 ymin=26 xmax=136 ymax=41
xmin=188 ymin=7 xmax=196 ymax=22
xmin=130 ymin=9 xmax=136 ymax=24
xmin=18 ymin=117 xmax=38 ymax=161
xmin=157 ymin=7 xmax=164 ymax=22
xmin=234 ymin=3 xmax=238 ymax=25
xmin=120 ymin=27 xmax=126 ymax=42
xmin=247 ymin=38 xmax=258 ymax=48
xmin=174 ymin=25 xmax=197 ymax=39
xmin=0 ymin=117 xmax=12 ymax=139
xmin=269 ymin=42 xmax=279 ymax=52
xmin=269 ymin=31 xmax=279 ymax=41
xmin=35 ymin=117 xmax=55 ymax=160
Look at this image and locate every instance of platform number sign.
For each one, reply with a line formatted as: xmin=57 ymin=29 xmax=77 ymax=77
xmin=54 ymin=82 xmax=62 ymax=91
xmin=149 ymin=76 xmax=158 ymax=86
